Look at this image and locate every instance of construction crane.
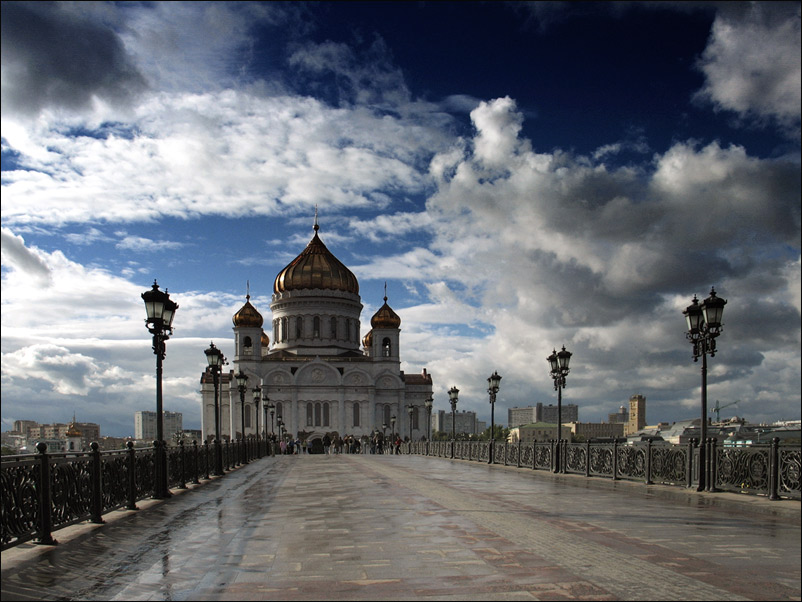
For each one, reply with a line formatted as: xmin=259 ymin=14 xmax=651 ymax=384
xmin=711 ymin=399 xmax=739 ymax=423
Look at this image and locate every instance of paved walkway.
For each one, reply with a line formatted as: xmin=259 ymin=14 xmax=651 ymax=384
xmin=1 ymin=454 xmax=800 ymax=601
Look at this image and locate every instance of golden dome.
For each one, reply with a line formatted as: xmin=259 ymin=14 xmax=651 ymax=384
xmin=274 ymin=225 xmax=359 ymax=294
xmin=261 ymin=328 xmax=270 ymax=347
xmin=362 ymin=330 xmax=373 ymax=348
xmin=371 ymin=297 xmax=401 ymax=329
xmin=233 ymin=295 xmax=264 ymax=328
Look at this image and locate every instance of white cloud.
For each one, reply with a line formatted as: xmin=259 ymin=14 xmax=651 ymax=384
xmin=695 ymin=4 xmax=801 ymax=136
xmin=1 ymin=90 xmax=451 ymax=227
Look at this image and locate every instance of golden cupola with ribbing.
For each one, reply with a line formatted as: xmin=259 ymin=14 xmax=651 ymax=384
xmin=232 ymin=295 xmax=264 ymax=328
xmin=270 ymin=222 xmax=363 ymax=356
xmin=232 ymin=292 xmax=265 ymax=360
xmin=273 ymin=223 xmax=359 ymax=295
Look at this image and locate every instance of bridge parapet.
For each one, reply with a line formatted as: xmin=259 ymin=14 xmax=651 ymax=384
xmin=1 ymin=436 xmax=274 ymax=550
xmin=408 ymin=438 xmax=800 ymax=501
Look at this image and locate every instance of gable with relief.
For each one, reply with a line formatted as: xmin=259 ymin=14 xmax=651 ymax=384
xmin=296 ymin=363 xmax=340 ymax=386
xmin=344 ymin=370 xmax=371 ymax=387
xmin=375 ymin=371 xmax=402 ymax=390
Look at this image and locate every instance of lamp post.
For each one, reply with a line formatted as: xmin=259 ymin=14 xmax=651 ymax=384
xmin=390 ymin=415 xmax=396 ymax=453
xmin=235 ymin=370 xmax=248 ymax=465
xmin=487 ymin=371 xmax=502 ymax=464
xmin=425 ymin=395 xmax=433 ymax=442
xmin=406 ymin=405 xmax=413 ymax=443
xmin=204 ymin=342 xmax=226 ymax=476
xmin=267 ymin=400 xmax=275 ymax=437
xmin=448 ymin=386 xmax=459 ymax=459
xmin=684 ymin=287 xmax=727 ymax=492
xmin=252 ymin=386 xmax=261 ymax=458
xmin=547 ymin=346 xmax=572 ymax=473
xmin=142 ymin=280 xmax=178 ymax=499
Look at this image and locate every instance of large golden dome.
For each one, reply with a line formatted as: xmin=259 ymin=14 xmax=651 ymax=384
xmin=370 ymin=297 xmax=401 ymax=329
xmin=273 ymin=225 xmax=359 ymax=294
xmin=232 ymin=295 xmax=264 ymax=328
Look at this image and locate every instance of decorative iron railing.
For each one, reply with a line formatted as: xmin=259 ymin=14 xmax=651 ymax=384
xmin=408 ymin=438 xmax=800 ymax=502
xmin=1 ymin=436 xmax=274 ymax=550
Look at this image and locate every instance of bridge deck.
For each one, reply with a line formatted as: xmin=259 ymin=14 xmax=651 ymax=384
xmin=1 ymin=454 xmax=800 ymax=601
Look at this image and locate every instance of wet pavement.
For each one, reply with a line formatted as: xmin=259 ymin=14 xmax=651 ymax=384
xmin=1 ymin=453 xmax=800 ymax=601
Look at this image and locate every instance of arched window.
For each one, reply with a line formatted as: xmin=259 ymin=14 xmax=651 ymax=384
xmin=296 ymin=317 xmax=303 ymax=340
xmin=353 ymin=402 xmax=360 ymax=427
xmin=307 ymin=403 xmax=313 ymax=426
xmin=330 ymin=317 xmax=337 ymax=339
xmin=383 ymin=405 xmax=391 ymax=426
xmin=243 ymin=336 xmax=252 ymax=353
xmin=315 ymin=403 xmax=321 ymax=426
xmin=382 ymin=337 xmax=392 ymax=357
xmin=281 ymin=317 xmax=288 ymax=342
xmin=244 ymin=405 xmax=251 ymax=428
xmin=412 ymin=407 xmax=419 ymax=430
xmin=313 ymin=316 xmax=320 ymax=338
xmin=273 ymin=319 xmax=278 ymax=342
xmin=276 ymin=402 xmax=283 ymax=419
xmin=323 ymin=402 xmax=330 ymax=426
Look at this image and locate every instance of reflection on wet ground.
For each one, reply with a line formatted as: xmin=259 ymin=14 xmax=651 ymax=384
xmin=1 ymin=454 xmax=799 ymax=601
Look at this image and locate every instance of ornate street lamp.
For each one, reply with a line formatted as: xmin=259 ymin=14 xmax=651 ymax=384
xmin=204 ymin=342 xmax=226 ymax=476
xmin=487 ymin=371 xmax=502 ymax=464
xmin=448 ymin=386 xmax=459 ymax=459
xmin=142 ymin=280 xmax=178 ymax=499
xmin=547 ymin=346 xmax=572 ymax=473
xmin=684 ymin=287 xmax=727 ymax=492
xmin=235 ymin=370 xmax=249 ymax=465
xmin=390 ymin=415 xmax=396 ymax=453
xmin=424 ymin=396 xmax=433 ymax=442
xmin=267 ymin=400 xmax=275 ymax=437
xmin=252 ymin=386 xmax=262 ymax=458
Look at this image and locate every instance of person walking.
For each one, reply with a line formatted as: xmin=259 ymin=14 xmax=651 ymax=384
xmin=322 ymin=433 xmax=331 ymax=455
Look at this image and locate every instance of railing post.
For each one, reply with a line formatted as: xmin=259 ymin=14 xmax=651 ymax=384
xmin=687 ymin=438 xmax=696 ymax=488
xmin=769 ymin=437 xmax=780 ymax=500
xmin=612 ymin=439 xmax=619 ymax=481
xmin=517 ymin=439 xmax=522 ymax=468
xmin=192 ymin=440 xmax=200 ymax=485
xmin=178 ymin=440 xmax=187 ymax=489
xmin=645 ymin=439 xmax=653 ymax=485
xmin=707 ymin=437 xmax=718 ymax=492
xmin=204 ymin=440 xmax=211 ymax=480
xmin=90 ymin=442 xmax=105 ymax=524
xmin=585 ymin=440 xmax=591 ymax=477
xmin=532 ymin=440 xmax=537 ymax=470
xmin=35 ymin=442 xmax=57 ymax=545
xmin=126 ymin=441 xmax=139 ymax=510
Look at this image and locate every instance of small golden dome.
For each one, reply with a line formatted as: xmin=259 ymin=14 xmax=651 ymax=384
xmin=273 ymin=224 xmax=359 ymax=294
xmin=362 ymin=330 xmax=373 ymax=348
xmin=261 ymin=328 xmax=270 ymax=347
xmin=233 ymin=295 xmax=264 ymax=328
xmin=371 ymin=297 xmax=401 ymax=329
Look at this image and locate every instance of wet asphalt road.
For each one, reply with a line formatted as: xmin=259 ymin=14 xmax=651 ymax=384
xmin=1 ymin=453 xmax=800 ymax=601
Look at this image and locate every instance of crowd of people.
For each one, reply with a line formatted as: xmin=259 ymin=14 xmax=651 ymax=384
xmin=276 ymin=431 xmax=405 ymax=455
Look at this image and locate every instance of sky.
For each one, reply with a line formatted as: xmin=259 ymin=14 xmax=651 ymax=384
xmin=1 ymin=1 xmax=800 ymax=438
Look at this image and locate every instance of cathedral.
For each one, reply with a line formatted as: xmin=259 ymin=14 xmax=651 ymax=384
xmin=199 ymin=220 xmax=433 ymax=445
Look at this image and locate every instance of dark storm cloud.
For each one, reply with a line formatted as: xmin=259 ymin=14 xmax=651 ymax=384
xmin=1 ymin=1 xmax=147 ymax=117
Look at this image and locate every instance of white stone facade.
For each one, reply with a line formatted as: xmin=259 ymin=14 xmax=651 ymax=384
xmin=200 ymin=226 xmax=433 ymax=443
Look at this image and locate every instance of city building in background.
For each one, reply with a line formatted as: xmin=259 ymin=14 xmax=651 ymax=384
xmin=626 ymin=395 xmax=647 ymax=436
xmin=432 ymin=409 xmax=485 ymax=437
xmin=508 ymin=403 xmax=579 ymax=428
xmin=608 ymin=405 xmax=628 ymax=424
xmin=567 ymin=421 xmax=625 ymax=440
xmin=135 ymin=411 xmax=183 ymax=441
xmin=508 ymin=422 xmax=572 ymax=443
